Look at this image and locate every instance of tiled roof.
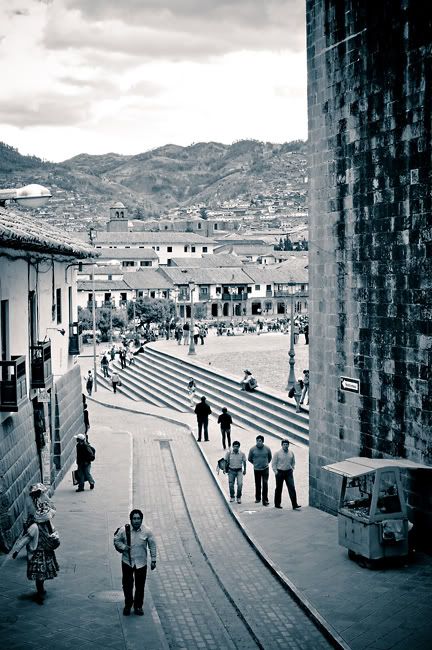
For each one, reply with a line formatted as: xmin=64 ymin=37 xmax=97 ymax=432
xmin=244 ymin=257 xmax=308 ymax=283
xmin=161 ymin=267 xmax=253 ymax=286
xmin=122 ymin=270 xmax=174 ymax=290
xmin=97 ymin=247 xmax=158 ymax=259
xmin=77 ymin=280 xmax=129 ymax=291
xmin=0 ymin=207 xmax=95 ymax=258
xmin=169 ymin=254 xmax=243 ymax=268
xmin=214 ymin=244 xmax=272 ymax=255
xmin=78 ymin=265 xmax=124 ymax=276
xmin=90 ymin=231 xmax=216 ymax=244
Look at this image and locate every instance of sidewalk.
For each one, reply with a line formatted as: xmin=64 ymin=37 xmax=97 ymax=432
xmin=85 ymin=390 xmax=432 ymax=650
xmin=0 ymin=399 xmax=167 ymax=650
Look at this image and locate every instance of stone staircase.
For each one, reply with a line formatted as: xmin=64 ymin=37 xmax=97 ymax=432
xmin=96 ymin=344 xmax=309 ymax=446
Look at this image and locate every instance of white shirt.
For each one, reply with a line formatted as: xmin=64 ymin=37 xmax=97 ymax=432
xmin=114 ymin=524 xmax=157 ymax=569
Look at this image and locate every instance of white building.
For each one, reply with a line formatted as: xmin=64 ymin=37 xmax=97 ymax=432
xmin=0 ymin=207 xmax=94 ymax=550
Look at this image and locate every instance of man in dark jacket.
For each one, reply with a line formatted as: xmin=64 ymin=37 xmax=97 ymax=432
xmin=248 ymin=435 xmax=272 ymax=506
xmin=75 ymin=433 xmax=95 ymax=492
xmin=217 ymin=407 xmax=233 ymax=450
xmin=194 ymin=396 xmax=212 ymax=442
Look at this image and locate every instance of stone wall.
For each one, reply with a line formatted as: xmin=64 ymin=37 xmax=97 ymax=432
xmin=52 ymin=363 xmax=85 ymax=489
xmin=307 ymin=1 xmax=432 ymax=545
xmin=0 ymin=403 xmax=40 ymax=551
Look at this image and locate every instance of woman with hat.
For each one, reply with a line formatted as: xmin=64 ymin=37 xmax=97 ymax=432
xmin=240 ymin=369 xmax=258 ymax=392
xmin=10 ymin=484 xmax=59 ymax=602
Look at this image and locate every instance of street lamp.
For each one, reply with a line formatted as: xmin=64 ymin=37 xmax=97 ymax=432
xmin=92 ymin=265 xmax=98 ymax=393
xmin=0 ymin=184 xmax=52 ymax=209
xmin=286 ymin=283 xmax=300 ymax=410
xmin=188 ymin=282 xmax=196 ymax=356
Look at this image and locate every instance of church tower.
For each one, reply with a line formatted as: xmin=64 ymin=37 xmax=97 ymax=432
xmin=107 ymin=201 xmax=128 ymax=232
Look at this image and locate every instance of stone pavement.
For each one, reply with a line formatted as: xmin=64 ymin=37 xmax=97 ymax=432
xmin=82 ymin=389 xmax=432 ymax=650
xmin=0 ymin=398 xmax=330 ymax=650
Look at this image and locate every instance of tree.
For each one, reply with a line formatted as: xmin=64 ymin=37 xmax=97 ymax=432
xmin=126 ymin=297 xmax=176 ymax=326
xmin=199 ymin=207 xmax=208 ymax=220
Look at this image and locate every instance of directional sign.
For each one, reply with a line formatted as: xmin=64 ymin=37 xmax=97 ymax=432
xmin=340 ymin=377 xmax=360 ymax=394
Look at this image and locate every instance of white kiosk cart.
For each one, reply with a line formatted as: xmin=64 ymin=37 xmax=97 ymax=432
xmin=323 ymin=457 xmax=431 ymax=568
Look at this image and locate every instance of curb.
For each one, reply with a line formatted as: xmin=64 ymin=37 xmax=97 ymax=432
xmin=89 ymin=395 xmax=350 ymax=650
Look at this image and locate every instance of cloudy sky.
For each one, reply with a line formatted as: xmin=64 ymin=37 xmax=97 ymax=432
xmin=1 ymin=0 xmax=307 ymax=162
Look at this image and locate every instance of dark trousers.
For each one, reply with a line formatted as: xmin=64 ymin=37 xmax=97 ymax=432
xmin=221 ymin=427 xmax=231 ymax=449
xmin=274 ymin=469 xmax=298 ymax=508
xmin=197 ymin=418 xmax=209 ymax=441
xmin=122 ymin=562 xmax=147 ymax=609
xmin=254 ymin=467 xmax=269 ymax=503
xmin=112 ymin=381 xmax=118 ymax=393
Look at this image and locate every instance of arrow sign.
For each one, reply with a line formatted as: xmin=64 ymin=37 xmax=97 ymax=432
xmin=340 ymin=377 xmax=360 ymax=394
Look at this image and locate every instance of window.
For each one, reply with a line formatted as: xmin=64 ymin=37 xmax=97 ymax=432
xmin=266 ymin=284 xmax=272 ymax=291
xmin=150 ymin=291 xmax=156 ymax=298
xmin=198 ymin=223 xmax=202 ymax=229
xmin=203 ymin=246 xmax=208 ymax=253
xmin=216 ymin=286 xmax=222 ymax=295
xmin=167 ymin=246 xmax=172 ymax=252
xmin=125 ymin=246 xmax=130 ymax=249
xmin=201 ymin=287 xmax=209 ymax=295
xmin=138 ymin=291 xmax=143 ymax=298
xmin=247 ymin=287 xmax=252 ymax=293
xmin=108 ymin=274 xmax=113 ymax=281
xmin=140 ymin=261 xmax=150 ymax=266
xmin=214 ymin=223 xmax=218 ymax=230
xmin=120 ymin=293 xmax=127 ymax=301
xmin=184 ymin=246 xmax=188 ymax=252
xmin=56 ymin=288 xmax=62 ymax=324
xmin=191 ymin=246 xmax=196 ymax=253
xmin=139 ymin=246 xmax=144 ymax=248
xmin=122 ymin=261 xmax=135 ymax=267
xmin=164 ymin=225 xmax=168 ymax=230
xmin=255 ymin=285 xmax=260 ymax=291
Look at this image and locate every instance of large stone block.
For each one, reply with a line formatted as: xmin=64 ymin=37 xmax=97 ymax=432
xmin=307 ymin=0 xmax=432 ymax=548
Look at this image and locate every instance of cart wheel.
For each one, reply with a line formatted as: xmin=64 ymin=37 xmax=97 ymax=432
xmin=348 ymin=549 xmax=357 ymax=561
xmin=357 ymin=555 xmax=376 ymax=570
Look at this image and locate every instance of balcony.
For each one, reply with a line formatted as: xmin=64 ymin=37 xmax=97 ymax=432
xmin=0 ymin=356 xmax=27 ymax=412
xmin=221 ymin=293 xmax=248 ymax=301
xmin=68 ymin=322 xmax=82 ymax=356
xmin=30 ymin=341 xmax=52 ymax=389
xmin=198 ymin=292 xmax=209 ymax=301
xmin=178 ymin=291 xmax=191 ymax=302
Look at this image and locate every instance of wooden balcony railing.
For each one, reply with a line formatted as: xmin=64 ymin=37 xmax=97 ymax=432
xmin=30 ymin=341 xmax=52 ymax=389
xmin=0 ymin=355 xmax=27 ymax=412
xmin=68 ymin=322 xmax=83 ymax=356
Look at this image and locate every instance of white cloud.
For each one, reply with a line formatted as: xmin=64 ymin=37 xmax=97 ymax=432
xmin=0 ymin=0 xmax=307 ymax=161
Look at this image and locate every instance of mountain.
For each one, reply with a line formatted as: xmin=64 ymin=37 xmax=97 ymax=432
xmin=0 ymin=140 xmax=308 ymax=229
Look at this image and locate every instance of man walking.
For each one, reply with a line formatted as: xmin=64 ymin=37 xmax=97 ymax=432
xmin=85 ymin=370 xmax=93 ymax=396
xmin=74 ymin=433 xmax=95 ymax=492
xmin=217 ymin=407 xmax=232 ymax=450
xmin=194 ymin=396 xmax=212 ymax=442
xmin=272 ymin=439 xmax=301 ymax=510
xmin=224 ymin=441 xmax=246 ymax=504
xmin=114 ymin=509 xmax=157 ymax=617
xmin=248 ymin=435 xmax=272 ymax=506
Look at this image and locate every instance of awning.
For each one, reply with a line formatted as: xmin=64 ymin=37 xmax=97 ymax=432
xmin=323 ymin=457 xmax=432 ymax=479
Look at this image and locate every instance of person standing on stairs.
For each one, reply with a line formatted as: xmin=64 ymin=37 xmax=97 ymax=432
xmin=194 ymin=396 xmax=212 ymax=442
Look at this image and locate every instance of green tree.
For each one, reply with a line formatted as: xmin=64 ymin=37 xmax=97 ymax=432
xmin=199 ymin=207 xmax=208 ymax=220
xmin=126 ymin=298 xmax=176 ymax=325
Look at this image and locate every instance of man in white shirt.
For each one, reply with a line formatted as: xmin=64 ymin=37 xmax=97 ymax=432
xmin=272 ymin=439 xmax=301 ymax=510
xmin=114 ymin=509 xmax=157 ymax=616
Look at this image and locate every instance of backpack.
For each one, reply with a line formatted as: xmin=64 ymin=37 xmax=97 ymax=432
xmin=114 ymin=523 xmax=131 ymax=560
xmin=249 ymin=377 xmax=258 ymax=389
xmin=288 ymin=386 xmax=295 ymax=398
xmin=85 ymin=443 xmax=96 ymax=462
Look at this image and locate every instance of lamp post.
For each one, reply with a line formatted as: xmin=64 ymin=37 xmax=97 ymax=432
xmin=0 ymin=184 xmax=52 ymax=208
xmin=286 ymin=283 xmax=300 ymax=410
xmin=92 ymin=264 xmax=98 ymax=393
xmin=188 ymin=282 xmax=196 ymax=356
